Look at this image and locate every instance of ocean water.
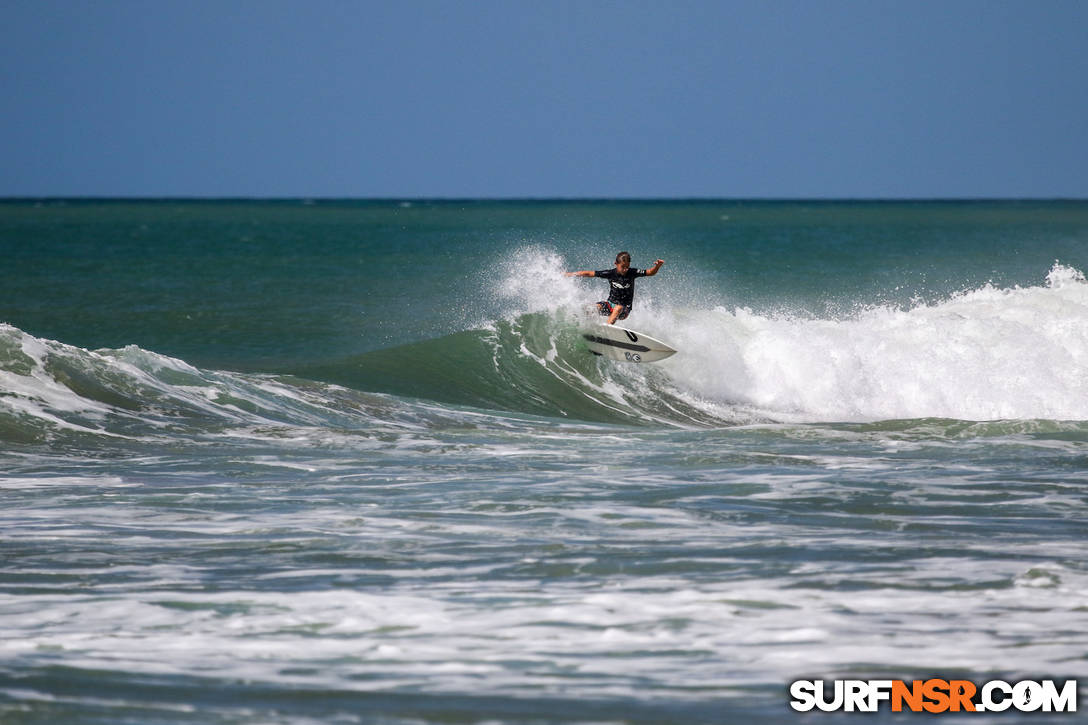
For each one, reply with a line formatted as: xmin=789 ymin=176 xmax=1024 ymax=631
xmin=1 ymin=199 xmax=1087 ymax=723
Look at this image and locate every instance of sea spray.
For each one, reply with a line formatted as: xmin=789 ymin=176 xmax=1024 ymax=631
xmin=484 ymin=246 xmax=1088 ymax=424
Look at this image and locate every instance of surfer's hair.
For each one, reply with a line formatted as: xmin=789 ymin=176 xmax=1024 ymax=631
xmin=615 ymin=251 xmax=631 ymax=265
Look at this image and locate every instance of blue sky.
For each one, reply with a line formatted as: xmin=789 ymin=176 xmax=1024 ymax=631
xmin=3 ymin=0 xmax=1086 ymax=198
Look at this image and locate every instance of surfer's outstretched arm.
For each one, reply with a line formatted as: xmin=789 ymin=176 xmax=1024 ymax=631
xmin=644 ymin=259 xmax=665 ymax=276
xmin=565 ymin=270 xmax=595 ymax=277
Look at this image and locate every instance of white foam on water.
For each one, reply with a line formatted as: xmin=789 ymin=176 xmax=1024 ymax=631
xmin=651 ymin=263 xmax=1088 ymax=422
xmin=3 ymin=558 xmax=1085 ymax=700
xmin=0 ymin=326 xmax=120 ymax=434
xmin=4 ymin=437 xmax=1086 ymax=710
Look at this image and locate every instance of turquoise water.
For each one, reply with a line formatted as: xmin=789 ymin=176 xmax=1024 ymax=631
xmin=2 ymin=200 xmax=1087 ymax=723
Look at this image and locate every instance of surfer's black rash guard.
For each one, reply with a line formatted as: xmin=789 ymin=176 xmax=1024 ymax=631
xmin=594 ymin=268 xmax=647 ymax=308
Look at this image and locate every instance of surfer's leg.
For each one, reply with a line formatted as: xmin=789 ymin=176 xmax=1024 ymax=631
xmin=607 ymin=305 xmax=623 ymax=325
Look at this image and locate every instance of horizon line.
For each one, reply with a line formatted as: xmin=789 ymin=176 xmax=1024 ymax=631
xmin=3 ymin=195 xmax=1087 ymax=203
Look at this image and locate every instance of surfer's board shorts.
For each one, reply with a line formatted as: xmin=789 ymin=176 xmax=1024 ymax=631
xmin=596 ymin=301 xmax=631 ymax=320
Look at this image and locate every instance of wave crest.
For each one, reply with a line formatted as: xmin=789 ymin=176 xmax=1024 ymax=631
xmin=662 ymin=262 xmax=1088 ymax=422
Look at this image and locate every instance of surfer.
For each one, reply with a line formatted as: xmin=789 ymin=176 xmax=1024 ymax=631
xmin=566 ymin=252 xmax=665 ymax=324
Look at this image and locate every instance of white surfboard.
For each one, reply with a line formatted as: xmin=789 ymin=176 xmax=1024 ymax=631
xmin=581 ymin=324 xmax=677 ymax=363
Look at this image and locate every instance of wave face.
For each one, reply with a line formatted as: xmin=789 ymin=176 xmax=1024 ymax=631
xmin=0 ymin=322 xmax=446 ymax=446
xmin=5 ymin=262 xmax=1088 ymax=443
xmin=299 ymin=261 xmax=1088 ymax=426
